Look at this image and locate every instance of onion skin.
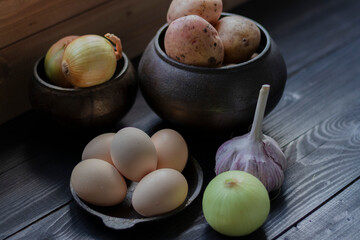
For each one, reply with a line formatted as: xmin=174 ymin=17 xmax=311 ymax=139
xmin=62 ymin=34 xmax=119 ymax=88
xmin=202 ymin=171 xmax=270 ymax=237
xmin=44 ymin=35 xmax=78 ymax=87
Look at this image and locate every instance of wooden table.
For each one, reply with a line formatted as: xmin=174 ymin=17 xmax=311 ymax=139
xmin=1 ymin=0 xmax=359 ymax=239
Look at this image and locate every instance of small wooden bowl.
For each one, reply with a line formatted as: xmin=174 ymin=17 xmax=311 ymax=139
xmin=138 ymin=13 xmax=287 ymax=131
xmin=70 ymin=156 xmax=203 ymax=229
xmin=30 ymin=52 xmax=138 ymax=128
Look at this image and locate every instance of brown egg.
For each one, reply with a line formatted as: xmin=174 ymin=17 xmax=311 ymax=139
xmin=151 ymin=129 xmax=188 ymax=172
xmin=70 ymin=159 xmax=127 ymax=206
xmin=132 ymin=168 xmax=188 ymax=217
xmin=82 ymin=133 xmax=115 ymax=165
xmin=111 ymin=127 xmax=157 ymax=182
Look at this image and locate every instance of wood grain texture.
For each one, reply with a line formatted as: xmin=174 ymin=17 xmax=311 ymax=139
xmin=151 ymin=7 xmax=360 ymax=238
xmin=1 ymin=0 xmax=360 ymax=239
xmin=223 ymin=0 xmax=249 ymax=11
xmin=0 ymin=0 xmax=169 ymax=125
xmin=7 ymin=99 xmax=360 ymax=239
xmin=0 ymin=118 xmax=86 ymax=239
xmin=174 ymin=107 xmax=360 ymax=240
xmin=264 ymin=108 xmax=360 ymax=238
xmin=263 ymin=35 xmax=360 ymax=147
xmin=278 ymin=179 xmax=360 ymax=240
xmin=0 ymin=0 xmax=247 ymax=125
xmin=8 ymin=199 xmax=206 ymax=240
xmin=234 ymin=0 xmax=360 ymax=75
xmin=6 ymin=18 xmax=360 ymax=240
xmin=0 ymin=0 xmax=245 ymax=49
xmin=0 ymin=0 xmax=110 ymax=48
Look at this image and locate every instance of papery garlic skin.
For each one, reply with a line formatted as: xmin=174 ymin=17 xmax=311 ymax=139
xmin=215 ymin=85 xmax=286 ymax=192
xmin=215 ymin=133 xmax=286 ymax=192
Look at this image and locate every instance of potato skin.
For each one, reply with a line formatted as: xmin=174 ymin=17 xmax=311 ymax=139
xmin=215 ymin=16 xmax=261 ymax=63
xmin=164 ymin=15 xmax=224 ymax=67
xmin=167 ymin=0 xmax=222 ymax=25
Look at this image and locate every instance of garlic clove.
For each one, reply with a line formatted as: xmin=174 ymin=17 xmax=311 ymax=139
xmin=215 ymin=85 xmax=286 ymax=192
xmin=216 ymin=134 xmax=285 ymax=192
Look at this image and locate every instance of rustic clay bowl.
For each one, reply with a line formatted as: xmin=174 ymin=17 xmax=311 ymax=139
xmin=30 ymin=52 xmax=138 ymax=128
xmin=70 ymin=155 xmax=203 ymax=229
xmin=138 ymin=13 xmax=287 ymax=131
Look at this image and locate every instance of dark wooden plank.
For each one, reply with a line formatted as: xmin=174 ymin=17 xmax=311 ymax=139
xmin=263 ymin=39 xmax=360 ymax=146
xmin=0 ymin=89 xmax=159 ymax=175
xmin=8 ymin=97 xmax=360 ymax=240
xmin=0 ymin=112 xmax=88 ymax=177
xmin=0 ymin=0 xmax=247 ymax=126
xmin=0 ymin=127 xmax=83 ymax=239
xmin=8 ymin=197 xmax=206 ymax=240
xmin=2 ymin=0 xmax=360 ymax=239
xmin=0 ymin=0 xmax=110 ymax=48
xmin=0 ymin=0 xmax=169 ymax=125
xmin=0 ymin=91 xmax=160 ymax=239
xmin=6 ymin=27 xmax=360 ymax=240
xmin=154 ymin=30 xmax=360 ymax=238
xmin=174 ymin=106 xmax=360 ymax=240
xmin=191 ymin=24 xmax=360 ymax=238
xmin=118 ymin=91 xmax=163 ymax=133
xmin=0 ymin=0 xmax=244 ymax=49
xmin=279 ymin=179 xmax=360 ymax=240
xmin=234 ymin=0 xmax=360 ymax=75
xmin=264 ymin=108 xmax=360 ymax=238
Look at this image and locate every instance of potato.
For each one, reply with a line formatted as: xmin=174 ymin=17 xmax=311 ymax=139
xmin=215 ymin=16 xmax=261 ymax=63
xmin=167 ymin=0 xmax=222 ymax=25
xmin=164 ymin=15 xmax=224 ymax=67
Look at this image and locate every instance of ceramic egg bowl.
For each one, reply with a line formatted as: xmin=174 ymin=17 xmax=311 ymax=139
xmin=138 ymin=13 xmax=287 ymax=131
xmin=30 ymin=52 xmax=138 ymax=128
xmin=70 ymin=155 xmax=203 ymax=229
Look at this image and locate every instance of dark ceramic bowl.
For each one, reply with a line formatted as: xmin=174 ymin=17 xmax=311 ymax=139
xmin=70 ymin=155 xmax=203 ymax=229
xmin=138 ymin=13 xmax=287 ymax=131
xmin=30 ymin=52 xmax=138 ymax=128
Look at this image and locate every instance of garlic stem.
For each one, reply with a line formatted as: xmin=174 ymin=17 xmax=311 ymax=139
xmin=249 ymin=84 xmax=270 ymax=141
xmin=105 ymin=33 xmax=123 ymax=60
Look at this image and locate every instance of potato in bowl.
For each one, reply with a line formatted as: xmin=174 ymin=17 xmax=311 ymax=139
xmin=138 ymin=13 xmax=287 ymax=132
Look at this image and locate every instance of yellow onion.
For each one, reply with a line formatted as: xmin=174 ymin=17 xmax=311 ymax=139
xmin=44 ymin=35 xmax=78 ymax=87
xmin=62 ymin=33 xmax=122 ymax=88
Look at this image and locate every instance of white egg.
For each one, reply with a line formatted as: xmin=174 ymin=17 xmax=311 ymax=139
xmin=132 ymin=168 xmax=188 ymax=217
xmin=82 ymin=133 xmax=115 ymax=165
xmin=70 ymin=158 xmax=127 ymax=206
xmin=111 ymin=127 xmax=157 ymax=182
xmin=151 ymin=129 xmax=188 ymax=172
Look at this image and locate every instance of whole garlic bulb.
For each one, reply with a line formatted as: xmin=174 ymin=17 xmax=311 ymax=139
xmin=215 ymin=85 xmax=286 ymax=192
